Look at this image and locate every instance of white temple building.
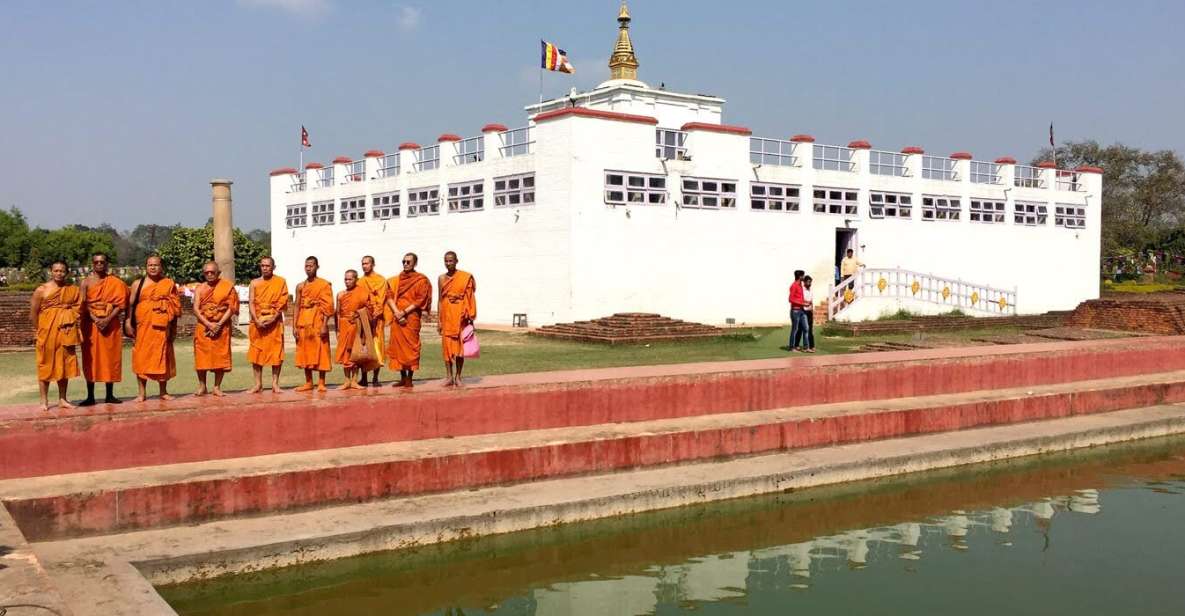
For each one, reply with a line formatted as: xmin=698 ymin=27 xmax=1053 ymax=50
xmin=268 ymin=3 xmax=1102 ymax=326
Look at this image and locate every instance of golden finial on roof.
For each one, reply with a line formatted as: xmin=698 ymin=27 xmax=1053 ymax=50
xmin=608 ymin=1 xmax=639 ymax=81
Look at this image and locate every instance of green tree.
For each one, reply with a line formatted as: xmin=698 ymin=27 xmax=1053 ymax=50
xmin=27 ymin=227 xmax=117 ymax=269
xmin=0 ymin=207 xmax=32 ymax=267
xmin=157 ymin=225 xmax=269 ymax=284
xmin=126 ymin=224 xmax=177 ymax=265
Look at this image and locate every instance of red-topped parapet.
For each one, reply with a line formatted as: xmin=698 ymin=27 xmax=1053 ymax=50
xmin=847 ymin=139 xmax=872 ymax=150
xmin=304 ymin=162 xmax=323 ymax=170
xmin=680 ymin=122 xmax=752 ymax=136
xmin=994 ymin=156 xmax=1017 ymax=165
xmin=790 ymin=134 xmax=815 ymax=143
xmin=363 ymin=150 xmax=385 ymax=158
xmin=1037 ymin=161 xmax=1057 ymax=169
xmin=332 ymin=156 xmax=352 ymax=164
xmin=398 ymin=142 xmax=421 ymax=151
xmin=269 ymin=167 xmax=298 ymax=176
xmin=901 ymin=146 xmax=925 ymax=155
xmin=437 ymin=133 xmax=463 ymax=142
xmin=532 ymin=106 xmax=658 ymax=126
xmin=1075 ymin=165 xmax=1104 ymax=174
xmin=949 ymin=152 xmax=973 ymax=160
xmin=481 ymin=123 xmax=509 ymax=133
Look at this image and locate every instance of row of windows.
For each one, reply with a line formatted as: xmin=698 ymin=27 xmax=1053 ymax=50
xmin=601 ymin=171 xmax=1087 ymax=227
xmin=284 ymin=173 xmax=535 ymax=228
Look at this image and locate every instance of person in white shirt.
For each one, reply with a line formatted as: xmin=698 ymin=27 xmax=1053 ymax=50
xmin=801 ymin=276 xmax=815 ymax=352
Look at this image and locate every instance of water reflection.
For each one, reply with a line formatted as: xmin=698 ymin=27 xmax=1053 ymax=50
xmin=161 ymin=439 xmax=1185 ymax=616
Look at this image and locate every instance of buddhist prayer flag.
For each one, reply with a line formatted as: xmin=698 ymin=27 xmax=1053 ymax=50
xmin=540 ymin=40 xmax=575 ymax=74
xmin=301 ymin=125 xmax=311 ymax=148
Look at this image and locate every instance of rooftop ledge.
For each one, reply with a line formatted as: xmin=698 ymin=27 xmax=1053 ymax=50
xmin=532 ymin=106 xmax=658 ymax=126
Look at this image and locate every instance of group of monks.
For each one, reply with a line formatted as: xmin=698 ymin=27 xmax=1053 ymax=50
xmin=30 ymin=250 xmax=477 ymax=410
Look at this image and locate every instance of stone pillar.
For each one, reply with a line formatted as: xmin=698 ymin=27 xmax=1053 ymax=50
xmin=210 ymin=179 xmax=235 ymax=283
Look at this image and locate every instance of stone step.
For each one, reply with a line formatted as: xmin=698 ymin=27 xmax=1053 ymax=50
xmin=5 ymin=371 xmax=1185 ymax=540
xmin=4 ymin=337 xmax=1185 ymax=481
xmin=533 ymin=313 xmax=725 ymax=344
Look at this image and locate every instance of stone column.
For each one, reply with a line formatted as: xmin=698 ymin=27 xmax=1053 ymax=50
xmin=210 ymin=179 xmax=235 ymax=283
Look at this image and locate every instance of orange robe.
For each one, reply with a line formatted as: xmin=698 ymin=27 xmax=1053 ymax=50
xmin=387 ymin=272 xmax=432 ymax=371
xmin=132 ymin=278 xmax=180 ymax=381
xmin=295 ymin=277 xmax=334 ymax=371
xmin=81 ymin=275 xmax=128 ymax=383
xmin=335 ymin=285 xmax=371 ymax=367
xmin=193 ymin=279 xmax=239 ymax=371
xmin=438 ymin=270 xmax=476 ymax=362
xmin=36 ymin=284 xmax=82 ymax=382
xmin=360 ymin=272 xmax=389 ymax=362
xmin=248 ymin=275 xmax=289 ymax=366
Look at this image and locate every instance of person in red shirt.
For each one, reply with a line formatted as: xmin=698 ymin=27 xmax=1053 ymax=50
xmin=788 ymin=270 xmax=807 ymax=351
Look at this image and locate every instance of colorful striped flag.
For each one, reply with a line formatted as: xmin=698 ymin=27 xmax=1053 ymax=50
xmin=541 ymin=40 xmax=575 ymax=74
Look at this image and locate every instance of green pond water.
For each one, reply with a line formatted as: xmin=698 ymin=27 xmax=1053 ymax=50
xmin=160 ymin=437 xmax=1185 ymax=615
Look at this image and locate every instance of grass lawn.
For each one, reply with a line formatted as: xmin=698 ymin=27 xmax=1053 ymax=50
xmin=0 ymin=325 xmax=1018 ymax=406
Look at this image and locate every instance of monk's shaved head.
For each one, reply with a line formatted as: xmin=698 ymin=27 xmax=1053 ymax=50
xmin=202 ymin=261 xmax=220 ymax=275
xmin=362 ymin=256 xmax=375 ymax=265
xmin=444 ymin=251 xmax=457 ymax=259
xmin=146 ymin=255 xmax=162 ymax=266
xmin=306 ymin=256 xmax=319 ymax=266
xmin=345 ymin=269 xmax=358 ymax=277
xmin=51 ymin=260 xmax=67 ymax=270
xmin=260 ymin=256 xmax=275 ymax=266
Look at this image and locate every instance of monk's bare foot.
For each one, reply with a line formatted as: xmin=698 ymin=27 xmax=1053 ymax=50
xmin=454 ymin=379 xmax=465 ymax=389
xmin=271 ymin=385 xmax=282 ymax=394
xmin=40 ymin=402 xmax=50 ymax=412
xmin=58 ymin=399 xmax=76 ymax=409
xmin=78 ymin=398 xmax=96 ymax=407
xmin=135 ymin=395 xmax=147 ymax=402
xmin=160 ymin=394 xmax=174 ymax=401
xmin=295 ymin=383 xmax=314 ymax=392
xmin=195 ymin=386 xmax=207 ymax=397
xmin=212 ymin=388 xmax=225 ymax=397
xmin=246 ymin=385 xmax=263 ymax=394
xmin=104 ymin=396 xmax=122 ymax=404
xmin=336 ymin=383 xmax=352 ymax=391
xmin=316 ymin=383 xmax=327 ymax=393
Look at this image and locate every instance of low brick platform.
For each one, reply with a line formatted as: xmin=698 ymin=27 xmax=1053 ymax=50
xmin=827 ymin=312 xmax=1069 ymax=336
xmin=1067 ymin=293 xmax=1185 ymax=335
xmin=531 ymin=312 xmax=728 ymax=344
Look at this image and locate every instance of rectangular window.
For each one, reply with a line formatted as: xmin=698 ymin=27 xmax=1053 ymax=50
xmin=970 ymin=161 xmax=1000 ymax=184
xmin=749 ymin=138 xmax=797 ymax=166
xmin=343 ymin=160 xmax=365 ymax=183
xmin=750 ymin=182 xmax=800 ymax=212
xmin=447 ymin=180 xmax=484 ymax=212
xmin=969 ymin=199 xmax=1005 ymax=224
xmin=1014 ymin=201 xmax=1048 ymax=226
xmin=813 ymin=145 xmax=855 ymax=172
xmin=310 ymin=200 xmax=334 ymax=226
xmin=453 ymin=137 xmax=484 ymax=165
xmin=604 ymin=171 xmax=667 ymax=205
xmin=655 ymin=128 xmax=688 ymax=160
xmin=869 ymin=150 xmax=908 ymax=176
xmin=372 ymin=191 xmax=400 ymax=220
xmin=407 ymin=186 xmax=440 ymax=217
xmin=290 ymin=172 xmax=307 ymax=192
xmin=1056 ymin=171 xmax=1082 ymax=192
xmin=1055 ymin=204 xmax=1087 ymax=228
xmin=812 ymin=188 xmax=859 ymax=215
xmin=339 ymin=196 xmax=366 ymax=223
xmin=499 ymin=126 xmax=534 ymax=157
xmin=868 ymin=191 xmax=913 ymax=219
xmin=922 ymin=156 xmax=958 ymax=181
xmin=1014 ymin=165 xmax=1044 ymax=188
xmin=921 ymin=195 xmax=961 ymax=221
xmin=284 ymin=203 xmax=307 ymax=228
xmin=315 ymin=167 xmax=334 ymax=188
xmin=681 ymin=177 xmax=737 ymax=209
xmin=414 ymin=145 xmax=439 ymax=172
xmin=378 ymin=154 xmax=399 ymax=178
xmin=494 ymin=173 xmax=535 ymax=207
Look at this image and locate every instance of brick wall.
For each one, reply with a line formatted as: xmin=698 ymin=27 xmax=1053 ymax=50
xmin=1067 ymin=294 xmax=1185 ymax=335
xmin=0 ymin=291 xmax=198 ymax=348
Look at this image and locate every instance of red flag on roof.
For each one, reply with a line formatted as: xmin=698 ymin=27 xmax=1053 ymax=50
xmin=301 ymin=126 xmax=311 ymax=148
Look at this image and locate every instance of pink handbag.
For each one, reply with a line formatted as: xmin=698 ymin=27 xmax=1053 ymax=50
xmin=461 ymin=324 xmax=480 ymax=359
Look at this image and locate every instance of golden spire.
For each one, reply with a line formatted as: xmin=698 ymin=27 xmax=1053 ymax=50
xmin=608 ymin=1 xmax=639 ymax=81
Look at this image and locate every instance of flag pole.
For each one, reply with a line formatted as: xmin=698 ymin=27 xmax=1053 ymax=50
xmin=538 ymin=68 xmax=544 ymax=105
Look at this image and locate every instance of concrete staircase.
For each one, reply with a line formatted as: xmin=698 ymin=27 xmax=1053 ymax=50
xmin=3 ymin=336 xmax=1185 ymax=541
xmin=531 ymin=312 xmax=726 ymax=344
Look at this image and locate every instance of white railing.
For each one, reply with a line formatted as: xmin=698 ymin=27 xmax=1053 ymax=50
xmin=499 ymin=126 xmax=534 ymax=157
xmin=749 ymin=137 xmax=798 ymax=166
xmin=341 ymin=160 xmax=365 ymax=183
xmin=828 ymin=267 xmax=1017 ymax=320
xmin=922 ymin=156 xmax=958 ymax=181
xmin=378 ymin=154 xmax=399 ymax=178
xmin=289 ymin=172 xmax=307 ymax=193
xmin=453 ymin=136 xmax=484 ymax=165
xmin=1055 ymin=170 xmax=1083 ymax=192
xmin=315 ymin=167 xmax=334 ymax=188
xmin=414 ymin=145 xmax=439 ymax=172
xmin=869 ymin=150 xmax=908 ymax=176
xmin=813 ymin=144 xmax=855 ymax=172
xmin=656 ymin=128 xmax=688 ymax=160
xmin=1014 ymin=165 xmax=1045 ymax=189
xmin=970 ymin=161 xmax=1000 ymax=184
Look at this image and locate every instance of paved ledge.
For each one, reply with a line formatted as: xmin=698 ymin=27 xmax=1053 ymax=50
xmin=24 ymin=403 xmax=1185 ymax=615
xmin=0 ymin=505 xmax=75 ymax=616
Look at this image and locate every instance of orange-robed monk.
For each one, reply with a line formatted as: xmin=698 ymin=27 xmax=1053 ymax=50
xmin=248 ymin=256 xmax=288 ymax=394
xmin=386 ymin=252 xmax=431 ymax=389
xmin=335 ymin=269 xmax=372 ymax=390
xmin=193 ymin=261 xmax=239 ymax=397
xmin=294 ymin=256 xmax=334 ymax=392
xmin=79 ymin=252 xmax=128 ymax=406
xmin=437 ymin=250 xmax=476 ymax=387
xmin=31 ymin=261 xmax=82 ymax=411
xmin=128 ymin=255 xmax=181 ymax=402
xmin=358 ymin=255 xmax=389 ymax=387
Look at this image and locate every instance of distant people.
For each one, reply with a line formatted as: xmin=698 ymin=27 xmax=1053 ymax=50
xmin=293 ymin=256 xmax=334 ymax=393
xmin=788 ymin=269 xmax=806 ymax=352
xmin=192 ymin=261 xmax=239 ymax=397
xmin=128 ymin=255 xmax=181 ymax=402
xmin=386 ymin=252 xmax=432 ymax=389
xmin=801 ymin=276 xmax=816 ymax=353
xmin=437 ymin=251 xmax=476 ymax=387
xmin=840 ymin=248 xmax=863 ymax=287
xmin=0 ymin=272 xmax=8 ymax=286
xmin=247 ymin=256 xmax=288 ymax=394
xmin=359 ymin=255 xmax=389 ymax=388
xmin=79 ymin=252 xmax=128 ymax=406
xmin=31 ymin=261 xmax=81 ymax=411
xmin=335 ymin=269 xmax=372 ymax=390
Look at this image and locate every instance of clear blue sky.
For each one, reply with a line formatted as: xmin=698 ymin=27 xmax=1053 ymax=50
xmin=2 ymin=0 xmax=1183 ymax=231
